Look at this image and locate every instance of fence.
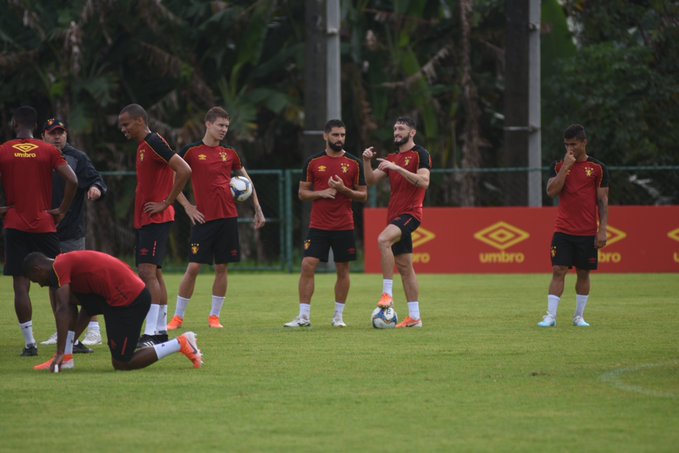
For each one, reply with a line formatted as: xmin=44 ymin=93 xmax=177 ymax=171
xmin=2 ymin=166 xmax=677 ymax=272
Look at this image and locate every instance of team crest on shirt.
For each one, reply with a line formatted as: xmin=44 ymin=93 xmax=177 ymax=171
xmin=198 ymin=154 xmax=207 ymax=161
xmin=139 ymin=150 xmax=145 ymax=162
xmin=584 ymin=167 xmax=593 ymax=177
xmin=304 ymin=240 xmax=311 ymax=250
xmin=318 ymin=165 xmax=327 ymax=172
xmin=340 ymin=163 xmax=350 ymax=173
xmin=404 ymin=157 xmax=411 ymax=167
xmin=219 ymin=152 xmax=228 ymax=162
xmin=191 ymin=243 xmax=199 ymax=255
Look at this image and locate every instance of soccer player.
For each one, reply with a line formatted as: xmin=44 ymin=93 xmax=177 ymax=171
xmin=118 ymin=104 xmax=191 ymax=347
xmin=40 ymin=117 xmax=108 ymax=348
xmin=168 ymin=107 xmax=265 ymax=330
xmin=23 ymin=251 xmax=202 ymax=372
xmin=0 ymin=105 xmax=77 ymax=356
xmin=284 ymin=119 xmax=367 ymax=328
xmin=362 ymin=116 xmax=431 ymax=328
xmin=537 ymin=124 xmax=609 ymax=328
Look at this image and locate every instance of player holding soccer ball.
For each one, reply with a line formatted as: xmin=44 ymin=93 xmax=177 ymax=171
xmin=537 ymin=124 xmax=609 ymax=328
xmin=168 ymin=107 xmax=265 ymax=330
xmin=362 ymin=116 xmax=431 ymax=328
xmin=284 ymin=119 xmax=367 ymax=328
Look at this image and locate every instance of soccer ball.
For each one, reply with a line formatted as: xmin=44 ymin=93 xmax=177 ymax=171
xmin=230 ymin=176 xmax=253 ymax=202
xmin=371 ymin=306 xmax=398 ymax=329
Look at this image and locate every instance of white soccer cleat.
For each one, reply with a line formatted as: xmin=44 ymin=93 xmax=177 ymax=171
xmin=331 ymin=317 xmax=347 ymax=328
xmin=284 ymin=316 xmax=311 ymax=328
xmin=41 ymin=332 xmax=58 ymax=345
xmin=82 ymin=329 xmax=102 ymax=346
xmin=537 ymin=313 xmax=556 ymax=327
xmin=572 ymin=315 xmax=590 ymax=327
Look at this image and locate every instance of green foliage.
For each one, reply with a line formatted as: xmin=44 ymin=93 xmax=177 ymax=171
xmin=2 ymin=273 xmax=678 ymax=450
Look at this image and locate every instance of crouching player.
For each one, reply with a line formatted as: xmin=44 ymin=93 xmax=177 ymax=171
xmin=23 ymin=251 xmax=203 ymax=372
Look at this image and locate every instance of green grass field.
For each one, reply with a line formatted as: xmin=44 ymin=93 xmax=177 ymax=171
xmin=1 ymin=272 xmax=678 ymax=452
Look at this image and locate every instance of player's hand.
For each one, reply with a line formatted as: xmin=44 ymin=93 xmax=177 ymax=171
xmin=144 ymin=200 xmax=168 ymax=215
xmin=318 ymin=188 xmax=337 ymax=199
xmin=327 ymin=175 xmax=346 ymax=191
xmin=253 ymin=208 xmax=266 ymax=229
xmin=376 ymin=158 xmax=397 ymax=172
xmin=563 ymin=150 xmax=576 ymax=169
xmin=47 ymin=208 xmax=66 ymax=225
xmin=51 ymin=353 xmax=65 ymax=373
xmin=87 ymin=186 xmax=102 ymax=201
xmin=596 ymin=230 xmax=607 ymax=249
xmin=362 ymin=147 xmax=375 ymax=161
xmin=183 ymin=204 xmax=205 ymax=225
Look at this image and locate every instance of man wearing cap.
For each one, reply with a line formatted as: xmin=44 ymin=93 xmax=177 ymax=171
xmin=0 ymin=105 xmax=78 ymax=356
xmin=40 ymin=118 xmax=108 ymax=348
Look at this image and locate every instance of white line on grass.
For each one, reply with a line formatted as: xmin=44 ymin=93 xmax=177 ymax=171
xmin=600 ymin=360 xmax=679 ymax=399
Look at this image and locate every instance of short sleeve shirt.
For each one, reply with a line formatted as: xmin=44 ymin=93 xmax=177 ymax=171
xmin=301 ymin=150 xmax=365 ymax=231
xmin=134 ymin=132 xmax=176 ymax=229
xmin=0 ymin=138 xmax=68 ymax=232
xmin=179 ymin=142 xmax=243 ymax=221
xmin=384 ymin=145 xmax=432 ymax=223
xmin=51 ymin=251 xmax=146 ymax=307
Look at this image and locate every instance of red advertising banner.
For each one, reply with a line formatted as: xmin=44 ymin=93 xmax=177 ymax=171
xmin=364 ymin=207 xmax=679 ymax=273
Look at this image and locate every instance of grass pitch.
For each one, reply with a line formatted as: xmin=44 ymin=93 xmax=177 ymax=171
xmin=1 ymin=272 xmax=678 ymax=452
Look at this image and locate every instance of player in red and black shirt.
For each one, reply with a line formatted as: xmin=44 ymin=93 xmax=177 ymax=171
xmin=0 ymin=105 xmax=77 ymax=356
xmin=22 ymin=251 xmax=202 ymax=372
xmin=169 ymin=107 xmax=265 ymax=330
xmin=284 ymin=119 xmax=367 ymax=328
xmin=118 ymin=104 xmax=191 ymax=347
xmin=363 ymin=116 xmax=432 ymax=328
xmin=537 ymin=124 xmax=609 ymax=328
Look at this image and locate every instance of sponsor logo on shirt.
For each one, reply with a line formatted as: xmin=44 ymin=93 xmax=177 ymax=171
xmin=12 ymin=143 xmax=38 ymax=158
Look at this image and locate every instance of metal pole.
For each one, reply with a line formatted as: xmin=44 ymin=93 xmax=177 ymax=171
xmin=527 ymin=0 xmax=542 ymax=207
xmin=326 ymin=0 xmax=341 ymax=120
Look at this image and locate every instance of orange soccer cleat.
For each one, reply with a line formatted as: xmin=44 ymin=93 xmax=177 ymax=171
xmin=33 ymin=354 xmax=74 ymax=371
xmin=377 ymin=293 xmax=393 ymax=308
xmin=167 ymin=315 xmax=184 ymax=331
xmin=178 ymin=332 xmax=203 ymax=368
xmin=395 ymin=316 xmax=423 ymax=329
xmin=208 ymin=315 xmax=224 ymax=329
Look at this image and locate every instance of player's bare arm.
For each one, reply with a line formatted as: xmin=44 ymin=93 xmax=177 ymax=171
xmin=52 ymin=285 xmax=77 ymax=372
xmin=362 ymin=147 xmax=386 ymax=186
xmin=327 ymin=175 xmax=368 ymax=202
xmin=144 ymin=154 xmax=192 ymax=215
xmin=49 ymin=163 xmax=78 ymax=224
xmin=596 ymin=186 xmax=609 ymax=249
xmin=236 ymin=168 xmax=266 ymax=229
xmin=376 ymin=158 xmax=430 ymax=189
xmin=299 ymin=180 xmax=336 ymax=201
xmin=546 ymin=150 xmax=576 ymax=198
xmin=176 ymin=192 xmax=205 ymax=225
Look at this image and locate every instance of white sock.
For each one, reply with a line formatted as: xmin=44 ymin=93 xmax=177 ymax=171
xmin=210 ymin=295 xmax=225 ymax=317
xmin=144 ymin=304 xmax=160 ymax=336
xmin=407 ymin=301 xmax=420 ymax=320
xmin=299 ymin=303 xmax=311 ymax=319
xmin=65 ymin=330 xmax=75 ymax=355
xmin=156 ymin=305 xmax=168 ymax=333
xmin=153 ymin=339 xmax=181 ymax=360
xmin=19 ymin=321 xmax=35 ymax=346
xmin=175 ymin=296 xmax=190 ymax=318
xmin=547 ymin=295 xmax=560 ymax=318
xmin=87 ymin=321 xmax=100 ymax=333
xmin=382 ymin=279 xmax=393 ymax=296
xmin=575 ymin=294 xmax=589 ymax=317
xmin=334 ymin=302 xmax=345 ymax=315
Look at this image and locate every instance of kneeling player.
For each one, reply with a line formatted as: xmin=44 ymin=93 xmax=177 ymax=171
xmin=23 ymin=251 xmax=203 ymax=372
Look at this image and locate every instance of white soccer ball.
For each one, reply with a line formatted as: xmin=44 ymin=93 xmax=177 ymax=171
xmin=230 ymin=175 xmax=253 ymax=202
xmin=371 ymin=306 xmax=398 ymax=329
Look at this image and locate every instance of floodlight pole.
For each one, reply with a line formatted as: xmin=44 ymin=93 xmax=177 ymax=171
xmin=527 ymin=0 xmax=542 ymax=207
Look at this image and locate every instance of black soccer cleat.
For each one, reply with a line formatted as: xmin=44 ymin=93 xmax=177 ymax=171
xmin=136 ymin=334 xmax=156 ymax=350
xmin=21 ymin=343 xmax=38 ymax=357
xmin=73 ymin=340 xmax=94 ymax=354
xmin=153 ymin=331 xmax=169 ymax=344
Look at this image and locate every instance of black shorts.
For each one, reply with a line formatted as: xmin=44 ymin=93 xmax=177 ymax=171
xmin=551 ymin=232 xmax=598 ymax=270
xmin=3 ymin=228 xmax=59 ymax=276
xmin=390 ymin=215 xmax=421 ymax=256
xmin=78 ymin=288 xmax=151 ymax=362
xmin=188 ymin=218 xmax=240 ymax=264
xmin=303 ymin=228 xmax=357 ymax=263
xmin=135 ymin=222 xmax=172 ymax=267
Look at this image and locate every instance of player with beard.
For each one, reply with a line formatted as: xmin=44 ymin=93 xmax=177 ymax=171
xmin=362 ymin=116 xmax=432 ymax=328
xmin=284 ymin=119 xmax=367 ymax=328
xmin=167 ymin=107 xmax=265 ymax=330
